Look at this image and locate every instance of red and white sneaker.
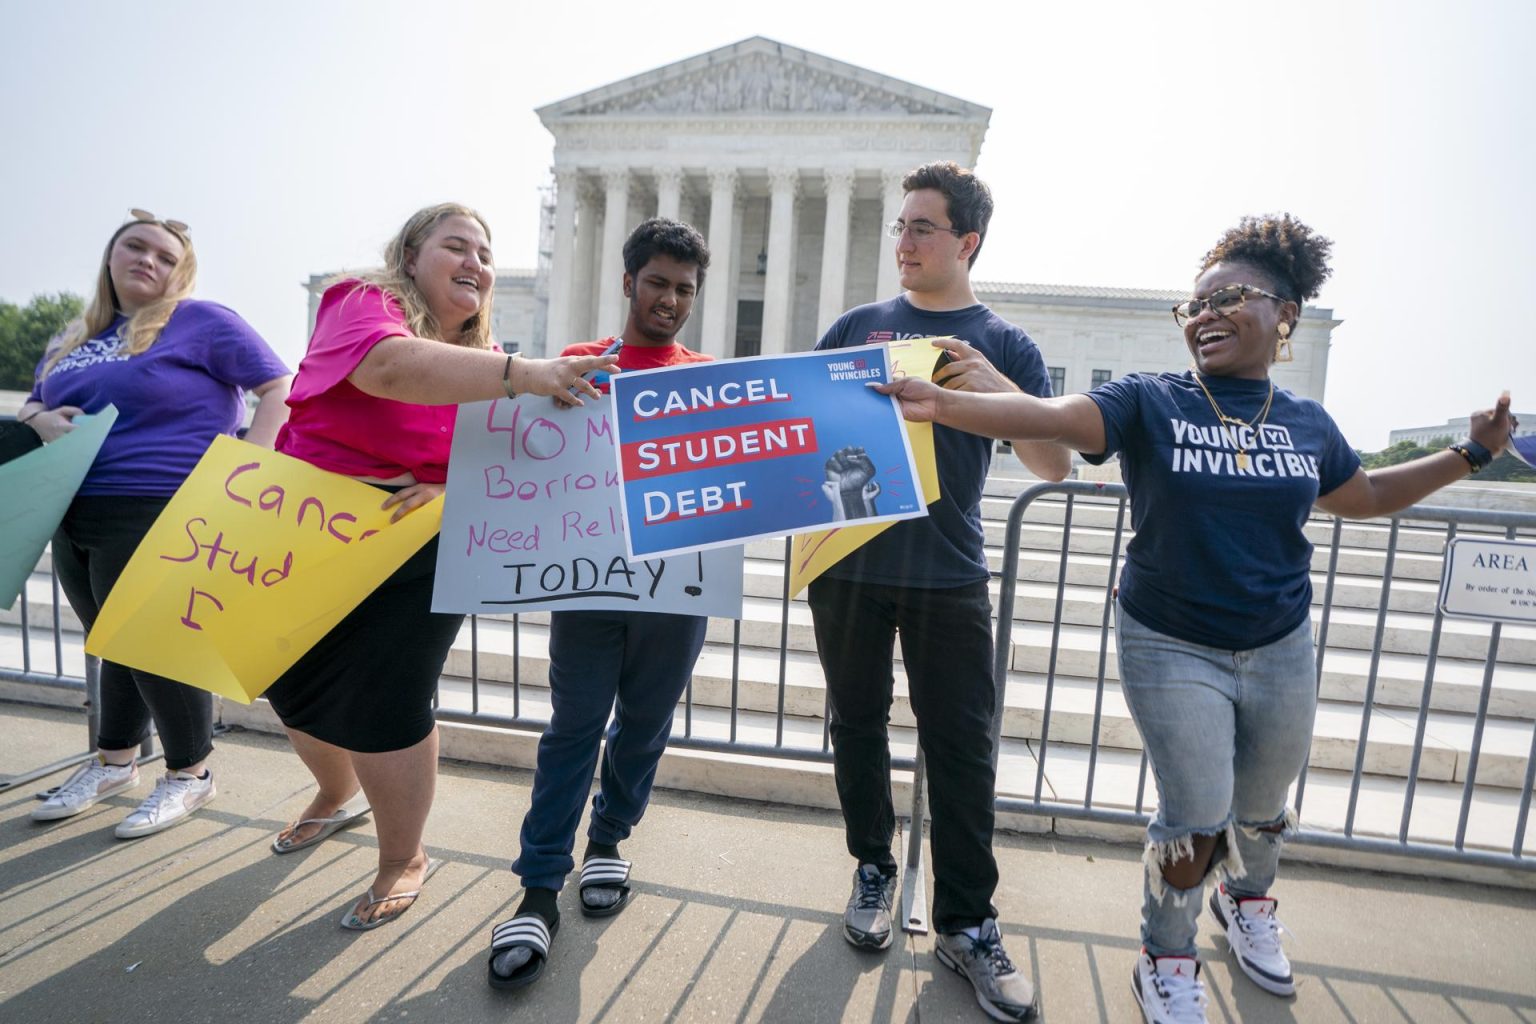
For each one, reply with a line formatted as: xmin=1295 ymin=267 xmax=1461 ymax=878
xmin=1209 ymin=883 xmax=1295 ymax=996
xmin=1132 ymin=950 xmax=1207 ymax=1024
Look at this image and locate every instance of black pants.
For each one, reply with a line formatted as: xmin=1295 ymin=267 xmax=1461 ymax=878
xmin=807 ymin=575 xmax=1000 ymax=933
xmin=52 ymin=496 xmax=214 ymax=770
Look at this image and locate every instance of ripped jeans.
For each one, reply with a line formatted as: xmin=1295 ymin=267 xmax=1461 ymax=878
xmin=1115 ymin=602 xmax=1317 ymax=958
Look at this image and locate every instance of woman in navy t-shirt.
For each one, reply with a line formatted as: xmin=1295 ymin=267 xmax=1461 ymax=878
xmin=19 ymin=210 xmax=291 ymax=839
xmin=878 ymin=215 xmax=1512 ymax=1023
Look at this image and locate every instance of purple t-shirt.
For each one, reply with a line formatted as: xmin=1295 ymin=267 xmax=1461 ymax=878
xmin=31 ymin=300 xmax=290 ymax=496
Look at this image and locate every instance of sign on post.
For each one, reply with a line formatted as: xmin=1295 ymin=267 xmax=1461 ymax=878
xmin=1437 ymin=537 xmax=1536 ymax=624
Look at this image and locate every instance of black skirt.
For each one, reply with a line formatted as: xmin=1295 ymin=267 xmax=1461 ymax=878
xmin=264 ymin=536 xmax=464 ymax=753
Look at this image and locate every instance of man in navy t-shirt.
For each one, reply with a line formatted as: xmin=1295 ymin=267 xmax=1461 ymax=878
xmin=810 ymin=161 xmax=1069 ymax=1022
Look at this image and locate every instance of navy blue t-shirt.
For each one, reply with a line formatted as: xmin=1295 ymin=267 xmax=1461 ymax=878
xmin=815 ymin=295 xmax=1053 ymax=588
xmin=1083 ymin=371 xmax=1361 ymax=650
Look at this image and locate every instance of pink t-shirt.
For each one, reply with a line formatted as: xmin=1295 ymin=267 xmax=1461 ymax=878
xmin=276 ymin=281 xmax=457 ymax=483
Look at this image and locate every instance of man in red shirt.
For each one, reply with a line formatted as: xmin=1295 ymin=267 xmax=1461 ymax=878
xmin=490 ymin=218 xmax=713 ymax=990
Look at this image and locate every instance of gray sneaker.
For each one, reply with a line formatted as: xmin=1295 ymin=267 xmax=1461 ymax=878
xmin=115 ymin=769 xmax=216 ymax=838
xmin=935 ymin=918 xmax=1039 ymax=1022
xmin=843 ymin=864 xmax=897 ymax=950
xmin=31 ymin=756 xmax=139 ymax=821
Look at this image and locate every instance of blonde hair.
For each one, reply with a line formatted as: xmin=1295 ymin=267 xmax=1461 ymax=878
xmin=43 ymin=219 xmax=198 ymax=374
xmin=348 ymin=203 xmax=495 ymax=349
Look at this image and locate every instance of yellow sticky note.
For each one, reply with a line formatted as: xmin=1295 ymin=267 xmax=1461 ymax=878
xmin=86 ymin=436 xmax=442 ymax=703
xmin=789 ymin=338 xmax=945 ymax=597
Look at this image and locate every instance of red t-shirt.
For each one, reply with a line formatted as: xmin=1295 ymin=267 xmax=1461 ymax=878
xmin=562 ymin=337 xmax=713 ymax=386
xmin=277 ymin=281 xmax=458 ymax=483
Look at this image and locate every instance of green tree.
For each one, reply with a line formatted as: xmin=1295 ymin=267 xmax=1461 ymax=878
xmin=1356 ymin=434 xmax=1536 ymax=482
xmin=0 ymin=293 xmax=85 ymax=392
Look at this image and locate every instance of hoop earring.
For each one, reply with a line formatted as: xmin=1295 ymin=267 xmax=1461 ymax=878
xmin=1275 ymin=322 xmax=1294 ymax=363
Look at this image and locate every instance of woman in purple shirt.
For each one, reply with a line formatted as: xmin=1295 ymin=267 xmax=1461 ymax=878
xmin=21 ymin=210 xmax=292 ymax=838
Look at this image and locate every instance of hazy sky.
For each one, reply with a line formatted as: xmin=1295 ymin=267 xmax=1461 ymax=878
xmin=3 ymin=0 xmax=1530 ymax=447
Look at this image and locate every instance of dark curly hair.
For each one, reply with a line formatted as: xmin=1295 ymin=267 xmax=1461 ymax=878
xmin=623 ymin=217 xmax=710 ymax=284
xmin=1199 ymin=214 xmax=1334 ymax=303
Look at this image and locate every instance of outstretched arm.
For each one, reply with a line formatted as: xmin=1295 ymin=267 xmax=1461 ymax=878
xmin=926 ymin=337 xmax=1074 ymax=480
xmin=875 ymin=376 xmax=1109 ymax=456
xmin=350 ymin=336 xmax=618 ymax=407
xmin=1317 ymin=392 xmax=1513 ymax=519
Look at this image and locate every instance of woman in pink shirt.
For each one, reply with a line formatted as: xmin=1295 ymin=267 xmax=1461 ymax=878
xmin=265 ymin=203 xmax=616 ymax=930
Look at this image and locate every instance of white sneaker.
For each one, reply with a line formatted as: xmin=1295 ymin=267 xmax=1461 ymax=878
xmin=1209 ymin=883 xmax=1295 ymax=996
xmin=1132 ymin=951 xmax=1207 ymax=1024
xmin=30 ymin=756 xmax=139 ymax=821
xmin=115 ymin=769 xmax=216 ymax=838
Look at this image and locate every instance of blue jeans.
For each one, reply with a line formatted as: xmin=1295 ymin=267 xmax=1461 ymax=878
xmin=513 ymin=609 xmax=708 ymax=891
xmin=1115 ymin=603 xmax=1317 ymax=958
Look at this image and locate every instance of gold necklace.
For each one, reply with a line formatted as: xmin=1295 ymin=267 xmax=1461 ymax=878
xmin=1191 ymin=369 xmax=1275 ymax=471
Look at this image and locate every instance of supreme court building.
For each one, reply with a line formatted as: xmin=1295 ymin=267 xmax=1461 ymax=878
xmin=310 ymin=37 xmax=1338 ymax=400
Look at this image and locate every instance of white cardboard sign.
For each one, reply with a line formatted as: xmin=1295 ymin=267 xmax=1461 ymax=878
xmin=1437 ymin=537 xmax=1536 ymax=624
xmin=432 ymin=396 xmax=744 ymax=616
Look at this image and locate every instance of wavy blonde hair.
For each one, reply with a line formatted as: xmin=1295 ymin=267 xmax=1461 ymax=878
xmin=347 ymin=203 xmax=495 ymax=349
xmin=43 ymin=219 xmax=198 ymax=374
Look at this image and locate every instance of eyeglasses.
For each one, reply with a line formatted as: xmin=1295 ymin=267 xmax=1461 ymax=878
xmin=1172 ymin=283 xmax=1286 ymax=326
xmin=129 ymin=208 xmax=190 ymax=237
xmin=885 ymin=219 xmax=965 ymax=240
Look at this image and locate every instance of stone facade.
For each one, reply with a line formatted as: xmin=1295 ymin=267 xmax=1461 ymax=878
xmin=308 ymin=36 xmax=1340 ymax=399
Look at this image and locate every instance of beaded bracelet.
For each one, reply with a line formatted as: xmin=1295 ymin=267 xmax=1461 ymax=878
xmin=501 ymin=354 xmax=519 ymax=400
xmin=1448 ymin=439 xmax=1494 ymax=473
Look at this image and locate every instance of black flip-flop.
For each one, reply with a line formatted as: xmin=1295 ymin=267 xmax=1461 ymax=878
xmin=579 ymin=856 xmax=633 ymax=918
xmin=488 ymin=912 xmax=558 ymax=990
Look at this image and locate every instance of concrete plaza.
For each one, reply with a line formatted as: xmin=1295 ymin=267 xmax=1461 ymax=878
xmin=2 ymin=702 xmax=1534 ymax=1024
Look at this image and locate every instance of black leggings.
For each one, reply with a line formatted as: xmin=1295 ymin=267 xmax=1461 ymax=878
xmin=52 ymin=496 xmax=214 ymax=771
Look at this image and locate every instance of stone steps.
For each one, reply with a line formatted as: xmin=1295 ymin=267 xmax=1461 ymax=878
xmin=422 ymin=672 xmax=1536 ymax=858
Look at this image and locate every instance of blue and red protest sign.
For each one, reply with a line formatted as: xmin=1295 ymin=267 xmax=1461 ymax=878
xmin=608 ymin=344 xmax=926 ymax=559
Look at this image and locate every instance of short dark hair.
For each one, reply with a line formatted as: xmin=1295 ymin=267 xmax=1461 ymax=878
xmin=1199 ymin=214 xmax=1334 ymax=303
xmin=623 ymin=217 xmax=711 ymax=284
xmin=902 ymin=161 xmax=994 ymax=267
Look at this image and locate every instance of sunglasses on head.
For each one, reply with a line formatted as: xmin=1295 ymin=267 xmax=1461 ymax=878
xmin=1172 ymin=283 xmax=1285 ymax=326
xmin=129 ymin=208 xmax=190 ymax=237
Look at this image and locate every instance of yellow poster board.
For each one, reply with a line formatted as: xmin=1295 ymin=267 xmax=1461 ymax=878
xmin=86 ymin=436 xmax=442 ymax=703
xmin=788 ymin=338 xmax=945 ymax=596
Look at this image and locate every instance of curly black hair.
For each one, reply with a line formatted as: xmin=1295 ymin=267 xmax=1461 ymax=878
xmin=623 ymin=217 xmax=711 ymax=284
xmin=1199 ymin=214 xmax=1334 ymax=303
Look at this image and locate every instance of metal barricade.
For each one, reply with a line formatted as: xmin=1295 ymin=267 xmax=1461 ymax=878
xmin=5 ymin=486 xmax=1533 ymax=897
xmin=989 ymin=481 xmax=1536 ymax=875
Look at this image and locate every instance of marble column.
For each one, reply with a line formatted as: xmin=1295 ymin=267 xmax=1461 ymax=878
xmin=545 ymin=168 xmax=579 ymax=352
xmin=655 ymin=166 xmax=684 ymax=221
xmin=700 ymin=168 xmax=739 ymax=359
xmin=571 ymin=178 xmax=601 ymax=343
xmin=597 ymin=168 xmax=631 ymax=337
xmin=816 ymin=168 xmax=855 ymax=336
xmin=761 ymin=167 xmax=800 ymax=355
xmin=876 ymin=168 xmax=905 ymax=300
xmin=677 ymin=181 xmax=705 ymax=350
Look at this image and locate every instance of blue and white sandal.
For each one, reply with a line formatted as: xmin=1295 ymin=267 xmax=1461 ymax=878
xmin=579 ymin=856 xmax=633 ymax=917
xmin=488 ymin=913 xmax=558 ymax=990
